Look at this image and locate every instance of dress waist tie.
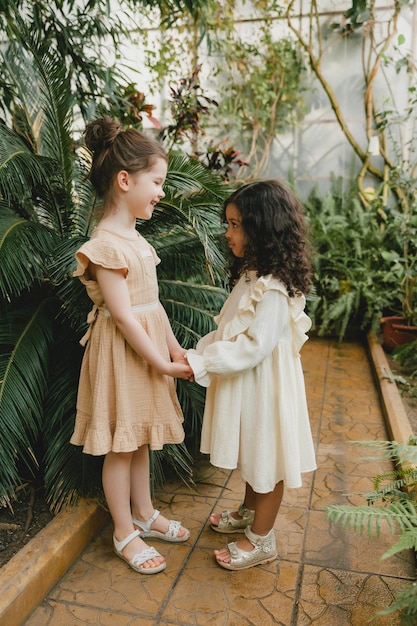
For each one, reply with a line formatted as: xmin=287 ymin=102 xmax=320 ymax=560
xmin=79 ymin=301 xmax=159 ymax=346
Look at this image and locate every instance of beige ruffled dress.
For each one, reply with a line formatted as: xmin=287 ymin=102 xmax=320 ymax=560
xmin=186 ymin=271 xmax=316 ymax=493
xmin=70 ymin=227 xmax=185 ymax=456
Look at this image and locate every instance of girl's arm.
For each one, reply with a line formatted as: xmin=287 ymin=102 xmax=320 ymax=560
xmin=95 ymin=265 xmax=192 ymax=379
xmin=157 ymin=302 xmax=186 ymax=362
xmin=186 ymin=290 xmax=289 ymax=386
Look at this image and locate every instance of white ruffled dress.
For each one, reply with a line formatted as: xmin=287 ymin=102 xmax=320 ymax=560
xmin=186 ymin=271 xmax=316 ymax=493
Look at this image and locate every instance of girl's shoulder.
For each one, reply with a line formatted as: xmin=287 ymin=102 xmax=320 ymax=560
xmin=74 ymin=230 xmax=129 ymax=276
xmin=224 ymin=273 xmax=311 ymax=351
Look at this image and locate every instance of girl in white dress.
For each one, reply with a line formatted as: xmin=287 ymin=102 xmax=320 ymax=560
xmin=186 ymin=179 xmax=317 ymax=570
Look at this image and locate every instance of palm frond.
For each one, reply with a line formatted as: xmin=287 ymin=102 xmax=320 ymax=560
xmin=151 ymin=442 xmax=194 ymax=493
xmin=42 ymin=323 xmax=103 ymax=512
xmin=176 ymin=379 xmax=207 ymax=441
xmin=0 ymin=297 xmax=60 ymax=505
xmin=0 ymin=204 xmax=54 ymax=299
xmin=0 ymin=124 xmax=51 ymax=205
xmin=159 ymin=280 xmax=226 ymax=345
xmin=165 ymin=151 xmax=232 ymax=200
xmin=2 ymin=17 xmax=78 ymax=237
xmin=49 ymin=236 xmax=92 ymax=333
xmin=4 ymin=14 xmax=75 ymax=183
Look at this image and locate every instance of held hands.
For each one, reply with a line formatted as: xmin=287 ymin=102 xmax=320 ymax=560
xmin=170 ymin=350 xmax=194 ymax=381
xmin=169 ymin=361 xmax=194 ymax=380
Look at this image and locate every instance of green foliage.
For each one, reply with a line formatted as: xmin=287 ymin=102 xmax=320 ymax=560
xmin=0 ymin=7 xmax=231 ymax=511
xmin=326 ymin=437 xmax=417 ymax=622
xmin=391 ymin=341 xmax=417 ymax=407
xmin=139 ymin=1 xmax=305 ymax=179
xmin=305 ymin=176 xmax=404 ymax=339
xmin=213 ymin=30 xmax=305 ymax=177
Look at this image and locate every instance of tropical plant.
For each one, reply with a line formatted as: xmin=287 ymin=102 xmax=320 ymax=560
xmin=326 ymin=437 xmax=417 ymax=623
xmin=0 ymin=13 xmax=230 ymax=511
xmin=391 ymin=340 xmax=417 ymax=407
xmin=304 ymin=176 xmax=403 ymax=339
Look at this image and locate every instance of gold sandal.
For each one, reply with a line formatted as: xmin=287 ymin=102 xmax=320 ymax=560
xmin=210 ymin=503 xmax=255 ymax=534
xmin=216 ymin=526 xmax=277 ymax=571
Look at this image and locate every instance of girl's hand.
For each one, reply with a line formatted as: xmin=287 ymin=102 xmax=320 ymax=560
xmin=168 ymin=361 xmax=194 ymax=380
xmin=171 ymin=349 xmax=187 ymax=363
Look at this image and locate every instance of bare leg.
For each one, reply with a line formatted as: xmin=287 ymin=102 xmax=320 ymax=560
xmin=130 ymin=445 xmax=188 ymax=538
xmin=102 ymin=450 xmax=164 ymax=569
xmin=210 ymin=482 xmax=256 ymax=526
xmin=214 ymin=481 xmax=284 ymax=564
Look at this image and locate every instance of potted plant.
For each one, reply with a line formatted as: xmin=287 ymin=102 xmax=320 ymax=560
xmin=379 ymin=160 xmax=417 ymax=350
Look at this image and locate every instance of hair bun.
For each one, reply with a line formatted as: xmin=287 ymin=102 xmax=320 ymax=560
xmin=84 ymin=116 xmax=122 ymax=154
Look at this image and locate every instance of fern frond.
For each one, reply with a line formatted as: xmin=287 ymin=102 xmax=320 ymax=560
xmin=326 ymin=501 xmax=417 ymax=537
xmin=381 ymin=527 xmax=417 ymax=560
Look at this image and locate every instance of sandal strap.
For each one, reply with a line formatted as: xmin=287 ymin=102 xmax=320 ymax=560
xmin=216 ymin=504 xmax=254 ymax=530
xmin=245 ymin=526 xmax=276 ymax=553
xmin=130 ymin=546 xmax=163 ymax=568
xmin=166 ymin=519 xmax=182 ymax=538
xmin=113 ymin=529 xmax=140 ymax=553
xmin=237 ymin=503 xmax=255 ymax=517
xmin=132 ymin=509 xmax=160 ymax=533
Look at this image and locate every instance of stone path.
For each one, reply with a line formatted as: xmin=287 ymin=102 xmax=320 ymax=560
xmin=23 ymin=338 xmax=416 ymax=625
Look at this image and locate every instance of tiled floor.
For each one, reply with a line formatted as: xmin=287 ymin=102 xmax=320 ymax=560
xmin=25 ymin=338 xmax=416 ymax=625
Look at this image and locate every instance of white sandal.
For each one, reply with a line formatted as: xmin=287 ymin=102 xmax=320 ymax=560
xmin=132 ymin=509 xmax=190 ymax=543
xmin=210 ymin=503 xmax=255 ymax=534
xmin=216 ymin=526 xmax=277 ymax=571
xmin=113 ymin=529 xmax=166 ymax=574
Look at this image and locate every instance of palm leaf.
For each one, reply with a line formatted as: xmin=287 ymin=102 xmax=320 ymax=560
xmin=0 ymin=124 xmax=51 ymax=204
xmin=151 ymin=443 xmax=195 ymax=493
xmin=165 ymin=151 xmax=232 ymax=200
xmin=2 ymin=20 xmax=76 ymax=236
xmin=42 ymin=323 xmax=103 ymax=511
xmin=0 ymin=297 xmax=60 ymax=505
xmin=0 ymin=205 xmax=55 ymax=299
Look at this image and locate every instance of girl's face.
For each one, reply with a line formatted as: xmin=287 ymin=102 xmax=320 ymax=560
xmin=129 ymin=157 xmax=167 ymax=220
xmin=224 ymin=202 xmax=248 ymax=258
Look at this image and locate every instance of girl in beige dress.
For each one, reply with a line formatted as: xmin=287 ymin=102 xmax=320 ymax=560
xmin=71 ymin=116 xmax=193 ymax=575
xmin=187 ymin=180 xmax=317 ymax=570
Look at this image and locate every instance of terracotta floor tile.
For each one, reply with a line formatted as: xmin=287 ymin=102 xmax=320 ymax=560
xmin=24 ymin=338 xmax=417 ymax=626
xmin=297 ymin=565 xmax=407 ymax=625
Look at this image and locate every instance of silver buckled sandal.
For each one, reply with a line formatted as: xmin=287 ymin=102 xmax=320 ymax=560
xmin=210 ymin=503 xmax=255 ymax=534
xmin=113 ymin=529 xmax=166 ymax=574
xmin=216 ymin=525 xmax=277 ymax=571
xmin=132 ymin=509 xmax=190 ymax=542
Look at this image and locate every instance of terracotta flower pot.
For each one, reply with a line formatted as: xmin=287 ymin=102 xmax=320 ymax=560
xmin=380 ymin=315 xmax=417 ymax=351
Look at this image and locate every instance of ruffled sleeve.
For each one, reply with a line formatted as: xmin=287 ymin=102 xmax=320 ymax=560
xmin=186 ymin=275 xmax=311 ymax=387
xmin=73 ymin=239 xmax=128 ymax=282
xmin=221 ymin=275 xmax=310 ymax=354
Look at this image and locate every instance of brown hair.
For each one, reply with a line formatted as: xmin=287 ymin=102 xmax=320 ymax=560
xmin=84 ymin=116 xmax=167 ymax=199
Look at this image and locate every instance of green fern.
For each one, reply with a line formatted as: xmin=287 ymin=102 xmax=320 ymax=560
xmin=326 ymin=438 xmax=417 ymax=622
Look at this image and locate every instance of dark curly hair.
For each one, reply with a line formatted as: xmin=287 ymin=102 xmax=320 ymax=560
xmin=223 ymin=179 xmax=312 ymax=296
xmin=84 ymin=116 xmax=167 ymax=199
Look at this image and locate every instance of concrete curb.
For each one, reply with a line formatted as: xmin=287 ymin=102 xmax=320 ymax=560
xmin=366 ymin=331 xmax=414 ymax=443
xmin=0 ymin=499 xmax=109 ymax=626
